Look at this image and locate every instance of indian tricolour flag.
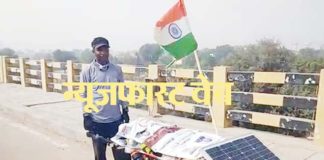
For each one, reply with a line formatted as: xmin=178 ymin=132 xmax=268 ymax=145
xmin=154 ymin=0 xmax=198 ymax=60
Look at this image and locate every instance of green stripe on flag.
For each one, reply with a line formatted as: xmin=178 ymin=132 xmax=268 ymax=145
xmin=162 ymin=33 xmax=198 ymax=60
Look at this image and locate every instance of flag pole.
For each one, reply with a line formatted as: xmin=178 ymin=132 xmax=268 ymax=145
xmin=194 ymin=50 xmax=203 ymax=74
xmin=193 ymin=50 xmax=219 ymax=135
xmin=166 ymin=59 xmax=177 ymax=68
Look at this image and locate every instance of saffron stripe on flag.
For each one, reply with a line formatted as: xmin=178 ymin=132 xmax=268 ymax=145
xmin=156 ymin=0 xmax=187 ymax=28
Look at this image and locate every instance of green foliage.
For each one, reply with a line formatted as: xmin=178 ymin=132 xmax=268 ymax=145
xmin=293 ymin=48 xmax=324 ymax=73
xmin=198 ymin=45 xmax=235 ymax=69
xmin=117 ymin=52 xmax=137 ymax=65
xmin=52 ymin=49 xmax=77 ymax=62
xmin=137 ymin=43 xmax=163 ymax=65
xmin=224 ymin=39 xmax=296 ymax=71
xmin=181 ymin=54 xmax=196 ymax=68
xmin=32 ymin=53 xmax=52 ymax=60
xmin=0 ymin=48 xmax=18 ymax=58
xmin=79 ymin=49 xmax=95 ymax=63
xmin=157 ymin=53 xmax=173 ymax=65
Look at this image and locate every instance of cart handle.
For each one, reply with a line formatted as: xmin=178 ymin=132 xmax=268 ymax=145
xmin=86 ymin=131 xmax=112 ymax=145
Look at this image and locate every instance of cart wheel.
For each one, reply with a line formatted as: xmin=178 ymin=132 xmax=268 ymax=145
xmin=131 ymin=152 xmax=144 ymax=160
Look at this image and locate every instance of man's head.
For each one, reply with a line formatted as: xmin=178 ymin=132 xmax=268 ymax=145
xmin=91 ymin=37 xmax=110 ymax=64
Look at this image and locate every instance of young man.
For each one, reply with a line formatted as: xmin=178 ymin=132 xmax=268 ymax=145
xmin=80 ymin=37 xmax=130 ymax=160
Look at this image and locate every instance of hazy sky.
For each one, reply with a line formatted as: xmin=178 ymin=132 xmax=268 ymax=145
xmin=0 ymin=0 xmax=323 ymax=51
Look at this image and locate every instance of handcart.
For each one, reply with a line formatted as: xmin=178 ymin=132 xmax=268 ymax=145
xmin=86 ymin=131 xmax=163 ymax=160
xmin=86 ymin=118 xmax=224 ymax=160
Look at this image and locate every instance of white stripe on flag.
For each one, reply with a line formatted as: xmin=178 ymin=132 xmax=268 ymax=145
xmin=154 ymin=17 xmax=192 ymax=46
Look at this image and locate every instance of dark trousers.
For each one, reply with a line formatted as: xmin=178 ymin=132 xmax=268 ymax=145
xmin=91 ymin=119 xmax=121 ymax=160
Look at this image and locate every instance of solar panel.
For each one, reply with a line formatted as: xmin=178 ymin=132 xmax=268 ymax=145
xmin=201 ymin=135 xmax=279 ymax=160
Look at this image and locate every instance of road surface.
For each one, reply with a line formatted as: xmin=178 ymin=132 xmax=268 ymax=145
xmin=0 ymin=116 xmax=94 ymax=160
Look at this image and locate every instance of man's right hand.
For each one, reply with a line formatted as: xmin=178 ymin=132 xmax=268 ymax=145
xmin=83 ymin=113 xmax=93 ymax=131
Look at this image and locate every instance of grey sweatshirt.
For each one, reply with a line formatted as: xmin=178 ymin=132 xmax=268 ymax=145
xmin=80 ymin=59 xmax=125 ymax=123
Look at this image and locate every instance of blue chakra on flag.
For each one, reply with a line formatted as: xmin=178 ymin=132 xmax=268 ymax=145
xmin=168 ymin=23 xmax=182 ymax=39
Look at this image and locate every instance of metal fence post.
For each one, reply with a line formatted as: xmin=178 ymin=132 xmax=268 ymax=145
xmin=315 ymin=69 xmax=324 ymax=146
xmin=19 ymin=57 xmax=27 ymax=87
xmin=2 ymin=56 xmax=8 ymax=83
xmin=0 ymin=56 xmax=3 ymax=83
xmin=212 ymin=66 xmax=232 ymax=128
xmin=66 ymin=60 xmax=75 ymax=91
xmin=40 ymin=59 xmax=50 ymax=92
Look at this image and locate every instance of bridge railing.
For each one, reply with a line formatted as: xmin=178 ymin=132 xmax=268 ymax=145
xmin=226 ymin=71 xmax=319 ymax=131
xmin=1 ymin=56 xmax=324 ymax=146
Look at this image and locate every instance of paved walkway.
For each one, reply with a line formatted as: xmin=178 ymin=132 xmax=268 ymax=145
xmin=0 ymin=83 xmax=324 ymax=159
xmin=0 ymin=115 xmax=93 ymax=160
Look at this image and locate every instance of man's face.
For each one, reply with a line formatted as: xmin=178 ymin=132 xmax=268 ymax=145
xmin=94 ymin=45 xmax=109 ymax=61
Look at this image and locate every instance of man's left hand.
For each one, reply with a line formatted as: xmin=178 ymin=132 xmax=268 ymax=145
xmin=122 ymin=108 xmax=130 ymax=123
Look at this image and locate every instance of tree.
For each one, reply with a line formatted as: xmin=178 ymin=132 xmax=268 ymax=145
xmin=0 ymin=48 xmax=18 ymax=58
xmin=181 ymin=53 xmax=196 ymax=68
xmin=52 ymin=49 xmax=77 ymax=62
xmin=137 ymin=43 xmax=163 ymax=65
xmin=79 ymin=49 xmax=95 ymax=63
xmin=115 ymin=51 xmax=137 ymax=65
xmin=224 ymin=39 xmax=295 ymax=72
xmin=157 ymin=53 xmax=173 ymax=65
xmin=299 ymin=48 xmax=321 ymax=58
xmin=32 ymin=53 xmax=52 ymax=60
xmin=198 ymin=45 xmax=235 ymax=69
xmin=294 ymin=47 xmax=324 ymax=73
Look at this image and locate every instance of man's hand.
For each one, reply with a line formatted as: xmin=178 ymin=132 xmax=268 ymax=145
xmin=83 ymin=113 xmax=93 ymax=131
xmin=122 ymin=108 xmax=130 ymax=123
